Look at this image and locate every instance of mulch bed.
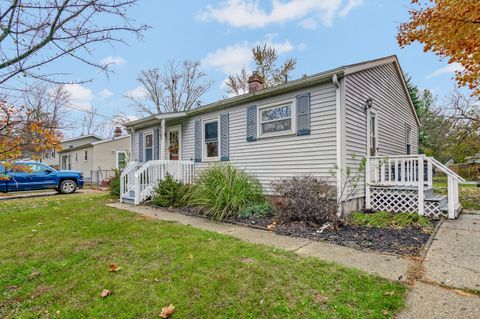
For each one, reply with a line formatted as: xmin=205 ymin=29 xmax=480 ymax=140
xmin=167 ymin=206 xmax=435 ymax=256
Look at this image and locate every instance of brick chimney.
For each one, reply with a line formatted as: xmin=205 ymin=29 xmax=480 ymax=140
xmin=114 ymin=126 xmax=122 ymax=138
xmin=247 ymin=71 xmax=264 ymax=93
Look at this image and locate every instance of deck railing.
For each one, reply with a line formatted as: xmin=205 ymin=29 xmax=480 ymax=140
xmin=366 ymin=154 xmax=465 ymax=218
xmin=133 ymin=160 xmax=195 ymax=205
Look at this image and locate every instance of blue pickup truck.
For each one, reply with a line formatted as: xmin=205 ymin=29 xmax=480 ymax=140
xmin=0 ymin=162 xmax=84 ymax=194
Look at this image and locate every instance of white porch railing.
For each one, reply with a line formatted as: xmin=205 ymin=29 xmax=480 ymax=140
xmin=120 ymin=161 xmax=141 ymax=203
xmin=131 ymin=160 xmax=195 ymax=205
xmin=366 ymin=154 xmax=466 ymax=219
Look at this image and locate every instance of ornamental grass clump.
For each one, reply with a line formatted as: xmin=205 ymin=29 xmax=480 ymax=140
xmin=186 ymin=164 xmax=265 ymax=220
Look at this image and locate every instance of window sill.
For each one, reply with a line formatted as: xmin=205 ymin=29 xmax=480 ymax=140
xmin=257 ymin=130 xmax=297 ymax=140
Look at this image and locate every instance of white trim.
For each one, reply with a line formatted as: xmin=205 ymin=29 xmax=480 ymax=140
xmin=257 ymin=99 xmax=296 ymax=139
xmin=115 ymin=151 xmax=127 ymax=169
xmin=202 ymin=115 xmax=220 ymax=162
xmin=334 ymin=75 xmax=343 ymax=215
xmin=167 ymin=125 xmax=182 ymax=161
xmin=143 ymin=131 xmax=153 ymax=162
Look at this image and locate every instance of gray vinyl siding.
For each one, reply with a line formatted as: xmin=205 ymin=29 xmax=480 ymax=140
xmin=181 ymin=83 xmax=338 ymax=193
xmin=344 ymin=62 xmax=419 ymax=198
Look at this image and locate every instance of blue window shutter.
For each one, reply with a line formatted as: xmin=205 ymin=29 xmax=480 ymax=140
xmin=246 ymin=105 xmax=257 ymax=141
xmin=220 ymin=113 xmax=229 ymax=161
xmin=296 ymin=93 xmax=311 ymax=135
xmin=194 ymin=120 xmax=202 ymax=162
xmin=138 ymin=132 xmax=144 ymax=163
xmin=153 ymin=128 xmax=160 ymax=160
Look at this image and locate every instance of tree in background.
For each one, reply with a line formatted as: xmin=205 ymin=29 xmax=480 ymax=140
xmin=0 ymin=0 xmax=147 ymax=165
xmin=0 ymin=0 xmax=148 ymax=86
xmin=226 ymin=44 xmax=297 ymax=96
xmin=398 ymin=0 xmax=480 ymax=96
xmin=127 ymin=60 xmax=213 ymax=116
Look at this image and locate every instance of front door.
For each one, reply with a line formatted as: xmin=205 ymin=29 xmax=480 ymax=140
xmin=167 ymin=128 xmax=181 ymax=160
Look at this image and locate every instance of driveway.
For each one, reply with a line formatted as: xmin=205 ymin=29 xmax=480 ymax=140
xmin=400 ymin=212 xmax=480 ymax=318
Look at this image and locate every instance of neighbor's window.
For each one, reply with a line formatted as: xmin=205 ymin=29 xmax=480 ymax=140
xmin=260 ymin=104 xmax=292 ymax=135
xmin=84 ymin=150 xmax=88 ymax=161
xmin=406 ymin=124 xmax=412 ymax=155
xmin=117 ymin=151 xmax=127 ymax=169
xmin=75 ymin=153 xmax=78 ymax=162
xmin=204 ymin=119 xmax=218 ymax=159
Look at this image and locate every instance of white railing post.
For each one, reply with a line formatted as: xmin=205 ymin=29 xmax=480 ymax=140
xmin=427 ymin=158 xmax=433 ymax=188
xmin=448 ymin=175 xmax=455 ymax=219
xmin=365 ymin=157 xmax=371 ymax=209
xmin=134 ymin=173 xmax=140 ymax=205
xmin=418 ymin=155 xmax=425 ymax=216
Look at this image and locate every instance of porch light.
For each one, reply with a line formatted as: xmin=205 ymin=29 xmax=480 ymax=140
xmin=364 ymin=98 xmax=373 ymax=110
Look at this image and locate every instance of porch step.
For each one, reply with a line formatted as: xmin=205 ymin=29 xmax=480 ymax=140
xmin=121 ymin=193 xmax=135 ymax=205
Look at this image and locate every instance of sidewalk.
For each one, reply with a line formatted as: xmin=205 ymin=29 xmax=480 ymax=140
xmin=107 ymin=202 xmax=409 ymax=281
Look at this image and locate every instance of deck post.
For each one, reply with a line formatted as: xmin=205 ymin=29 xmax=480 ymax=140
xmin=427 ymin=158 xmax=433 ymax=188
xmin=448 ymin=175 xmax=455 ymax=219
xmin=417 ymin=155 xmax=425 ymax=216
xmin=161 ymin=119 xmax=166 ymax=161
xmin=365 ymin=157 xmax=371 ymax=209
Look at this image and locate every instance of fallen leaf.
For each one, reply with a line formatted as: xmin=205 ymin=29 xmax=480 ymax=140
xmin=382 ymin=309 xmax=389 ymax=316
xmin=187 ymin=254 xmax=193 ymax=259
xmin=28 ymin=271 xmax=41 ymax=281
xmin=383 ymin=291 xmax=395 ymax=296
xmin=100 ymin=289 xmax=112 ymax=298
xmin=109 ymin=263 xmax=122 ymax=272
xmin=454 ymin=289 xmax=471 ymax=297
xmin=267 ymin=221 xmax=277 ymax=231
xmin=159 ymin=304 xmax=175 ymax=318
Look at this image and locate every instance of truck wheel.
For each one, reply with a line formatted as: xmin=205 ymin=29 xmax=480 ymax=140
xmin=59 ymin=180 xmax=77 ymax=194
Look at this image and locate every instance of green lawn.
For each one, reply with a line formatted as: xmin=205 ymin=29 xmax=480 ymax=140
xmin=432 ymin=175 xmax=480 ymax=210
xmin=0 ymin=193 xmax=406 ymax=318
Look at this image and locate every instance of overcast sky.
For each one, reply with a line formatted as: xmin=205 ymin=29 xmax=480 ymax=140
xmin=29 ymin=0 xmax=462 ymax=137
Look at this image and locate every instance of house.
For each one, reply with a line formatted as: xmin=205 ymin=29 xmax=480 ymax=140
xmin=42 ymin=135 xmax=103 ymax=169
xmin=121 ymin=55 xmax=464 ymax=219
xmin=58 ymin=130 xmax=130 ymax=184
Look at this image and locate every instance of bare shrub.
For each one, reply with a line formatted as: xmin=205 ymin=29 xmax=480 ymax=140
xmin=272 ymin=176 xmax=337 ymax=226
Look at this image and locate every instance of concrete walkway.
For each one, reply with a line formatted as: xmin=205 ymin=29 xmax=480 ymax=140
xmin=108 ymin=202 xmax=409 ymax=282
xmin=399 ymin=212 xmax=480 ymax=318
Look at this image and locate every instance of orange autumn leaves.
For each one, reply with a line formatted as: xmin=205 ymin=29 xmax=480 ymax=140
xmin=0 ymin=101 xmax=61 ymax=176
xmin=103 ymin=263 xmax=175 ymax=318
xmin=397 ymin=0 xmax=480 ymax=96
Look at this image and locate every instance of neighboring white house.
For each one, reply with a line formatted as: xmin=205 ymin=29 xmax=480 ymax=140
xmin=41 ymin=135 xmax=103 ymax=169
xmin=58 ymin=134 xmax=130 ymax=184
xmin=121 ymin=55 xmax=464 ymax=219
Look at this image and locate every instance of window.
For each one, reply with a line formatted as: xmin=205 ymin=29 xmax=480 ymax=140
xmin=406 ymin=124 xmax=412 ymax=155
xmin=51 ymin=150 xmax=55 ymax=158
xmin=116 ymin=151 xmax=127 ymax=169
xmin=28 ymin=164 xmax=51 ymax=173
xmin=203 ymin=119 xmax=218 ymax=160
xmin=259 ymin=104 xmax=292 ymax=136
xmin=145 ymin=133 xmax=153 ymax=161
xmin=84 ymin=150 xmax=88 ymax=161
xmin=75 ymin=153 xmax=78 ymax=162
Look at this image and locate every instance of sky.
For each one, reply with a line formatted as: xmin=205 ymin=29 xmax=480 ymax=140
xmin=25 ymin=0 xmax=463 ymax=137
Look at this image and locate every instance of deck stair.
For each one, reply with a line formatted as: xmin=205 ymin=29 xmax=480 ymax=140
xmin=366 ymin=155 xmax=465 ymax=219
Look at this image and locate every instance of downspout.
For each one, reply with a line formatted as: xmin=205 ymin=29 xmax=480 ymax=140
xmin=333 ymin=74 xmax=343 ymax=216
xmin=129 ymin=128 xmax=136 ymax=162
xmin=161 ymin=119 xmax=166 ymax=160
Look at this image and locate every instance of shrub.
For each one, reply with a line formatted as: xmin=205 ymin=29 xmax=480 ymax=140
xmin=152 ymin=174 xmax=189 ymax=207
xmin=238 ymin=203 xmax=272 ymax=218
xmin=272 ymin=176 xmax=337 ymax=225
xmin=351 ymin=211 xmax=432 ymax=228
xmin=186 ymin=164 xmax=265 ymax=220
xmin=108 ymin=170 xmax=121 ymax=196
